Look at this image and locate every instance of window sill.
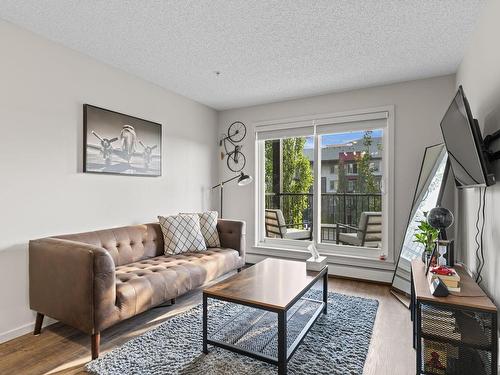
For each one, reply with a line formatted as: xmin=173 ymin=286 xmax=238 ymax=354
xmin=252 ymin=242 xmax=395 ymax=270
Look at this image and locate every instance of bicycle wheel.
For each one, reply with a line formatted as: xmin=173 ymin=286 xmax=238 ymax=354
xmin=227 ymin=151 xmax=246 ymax=172
xmin=227 ymin=121 xmax=246 ymax=143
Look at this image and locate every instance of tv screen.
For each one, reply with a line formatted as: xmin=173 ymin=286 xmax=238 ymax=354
xmin=440 ymin=86 xmax=494 ymax=188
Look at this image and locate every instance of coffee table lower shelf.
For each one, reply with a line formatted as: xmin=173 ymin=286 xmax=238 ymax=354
xmin=202 ymin=267 xmax=328 ymax=375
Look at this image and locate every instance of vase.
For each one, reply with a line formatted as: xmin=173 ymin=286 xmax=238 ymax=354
xmin=421 ymin=250 xmax=431 ymax=265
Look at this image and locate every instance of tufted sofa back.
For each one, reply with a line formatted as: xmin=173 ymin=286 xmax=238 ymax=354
xmin=55 ymin=223 xmax=164 ymax=267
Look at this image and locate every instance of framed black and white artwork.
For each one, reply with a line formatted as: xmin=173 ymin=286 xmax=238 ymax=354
xmin=83 ymin=104 xmax=162 ymax=176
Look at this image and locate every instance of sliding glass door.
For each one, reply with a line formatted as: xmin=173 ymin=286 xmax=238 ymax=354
xmin=318 ymin=129 xmax=384 ymax=250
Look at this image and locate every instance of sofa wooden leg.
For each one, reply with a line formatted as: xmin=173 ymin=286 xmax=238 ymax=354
xmin=33 ymin=313 xmax=44 ymax=335
xmin=91 ymin=333 xmax=100 ymax=359
xmin=170 ymin=298 xmax=176 ymax=305
xmin=237 ymin=268 xmax=242 ymax=273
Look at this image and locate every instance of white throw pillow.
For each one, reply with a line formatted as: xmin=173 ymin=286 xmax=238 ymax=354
xmin=180 ymin=211 xmax=221 ymax=248
xmin=158 ymin=214 xmax=207 ymax=255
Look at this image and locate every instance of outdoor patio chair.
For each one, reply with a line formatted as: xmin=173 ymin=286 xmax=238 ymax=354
xmin=336 ymin=211 xmax=382 ymax=247
xmin=265 ymin=209 xmax=312 ymax=240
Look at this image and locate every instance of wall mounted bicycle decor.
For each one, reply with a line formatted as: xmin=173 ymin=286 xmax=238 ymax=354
xmin=219 ymin=121 xmax=247 ymax=172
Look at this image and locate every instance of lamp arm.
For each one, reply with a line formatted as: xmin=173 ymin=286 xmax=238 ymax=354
xmin=211 ymin=173 xmax=241 ymax=189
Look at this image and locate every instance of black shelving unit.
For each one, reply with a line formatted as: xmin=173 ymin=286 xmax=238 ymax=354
xmin=411 ymin=260 xmax=497 ymax=375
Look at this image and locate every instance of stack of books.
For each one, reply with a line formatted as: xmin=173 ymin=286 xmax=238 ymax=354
xmin=428 ymin=267 xmax=461 ymax=293
xmin=421 ymin=306 xmax=462 ymax=341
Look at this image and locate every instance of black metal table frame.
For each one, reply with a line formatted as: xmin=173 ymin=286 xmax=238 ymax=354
xmin=203 ymin=266 xmax=328 ymax=375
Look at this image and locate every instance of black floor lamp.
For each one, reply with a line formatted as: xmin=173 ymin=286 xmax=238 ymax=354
xmin=212 ymin=172 xmax=252 ymax=218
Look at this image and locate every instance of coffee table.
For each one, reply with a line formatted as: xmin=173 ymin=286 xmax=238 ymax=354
xmin=202 ymin=258 xmax=328 ymax=375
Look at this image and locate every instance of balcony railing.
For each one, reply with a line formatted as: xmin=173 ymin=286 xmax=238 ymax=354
xmin=265 ymin=192 xmax=382 ymax=241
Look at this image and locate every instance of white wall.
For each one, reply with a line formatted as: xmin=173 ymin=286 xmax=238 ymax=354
xmin=0 ymin=21 xmax=219 ymax=342
xmin=456 ymin=0 xmax=500 ymax=306
xmin=218 ymin=75 xmax=456 ymax=280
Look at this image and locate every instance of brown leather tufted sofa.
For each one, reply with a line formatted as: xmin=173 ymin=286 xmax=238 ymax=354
xmin=29 ymin=219 xmax=245 ymax=359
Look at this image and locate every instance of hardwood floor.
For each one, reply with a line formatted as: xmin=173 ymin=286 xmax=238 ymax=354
xmin=0 ymin=274 xmax=415 ymax=375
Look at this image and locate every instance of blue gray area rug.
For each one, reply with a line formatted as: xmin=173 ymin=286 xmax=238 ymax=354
xmin=86 ymin=291 xmax=378 ymax=375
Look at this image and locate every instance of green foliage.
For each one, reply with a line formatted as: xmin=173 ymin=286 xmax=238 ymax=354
xmin=356 ymin=131 xmax=380 ymax=195
xmin=413 ymin=216 xmax=439 ymax=253
xmin=265 ymin=141 xmax=274 ymax=193
xmin=265 ymin=138 xmax=313 ymax=227
xmin=337 ymin=159 xmax=347 ymax=193
xmin=348 ymin=130 xmax=382 ymax=216
xmin=281 ymin=138 xmax=313 ymax=225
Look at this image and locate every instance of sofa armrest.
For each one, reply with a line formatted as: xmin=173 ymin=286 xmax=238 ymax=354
xmin=217 ymin=219 xmax=246 ymax=261
xmin=29 ymin=238 xmax=116 ymax=334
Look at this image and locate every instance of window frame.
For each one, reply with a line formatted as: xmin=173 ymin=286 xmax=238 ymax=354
xmin=254 ymin=106 xmax=395 ymax=264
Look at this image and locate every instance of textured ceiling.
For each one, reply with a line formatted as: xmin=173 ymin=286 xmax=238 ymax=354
xmin=0 ymin=1 xmax=484 ymax=110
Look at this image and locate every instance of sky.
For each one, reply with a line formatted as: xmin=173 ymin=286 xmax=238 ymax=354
xmin=303 ymin=129 xmax=383 ymax=149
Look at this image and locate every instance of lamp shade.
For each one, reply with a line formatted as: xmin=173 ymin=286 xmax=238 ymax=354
xmin=238 ymin=172 xmax=253 ymax=186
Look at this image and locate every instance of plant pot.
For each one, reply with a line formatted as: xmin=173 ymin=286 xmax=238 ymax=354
xmin=421 ymin=250 xmax=431 ymax=265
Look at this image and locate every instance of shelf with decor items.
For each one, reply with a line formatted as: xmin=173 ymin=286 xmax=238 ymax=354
xmin=411 ymin=260 xmax=497 ymax=375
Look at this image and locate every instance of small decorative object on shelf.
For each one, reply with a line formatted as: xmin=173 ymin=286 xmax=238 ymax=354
xmin=428 ymin=266 xmax=461 ymax=292
xmin=428 ymin=206 xmax=455 ymax=267
xmin=306 ymin=243 xmax=327 ymax=271
xmin=436 ymin=240 xmax=450 ymax=266
xmin=430 ymin=265 xmax=454 ymax=277
xmin=427 ymin=206 xmax=454 ymax=230
xmin=429 ymin=278 xmax=449 ymax=297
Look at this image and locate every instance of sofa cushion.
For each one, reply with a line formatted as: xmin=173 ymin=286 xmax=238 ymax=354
xmin=114 ymin=248 xmax=243 ymax=318
xmin=158 ymin=214 xmax=207 ymax=255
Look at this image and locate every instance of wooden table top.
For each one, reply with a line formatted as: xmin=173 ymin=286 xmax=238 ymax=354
xmin=411 ymin=260 xmax=496 ymax=312
xmin=203 ymin=258 xmax=325 ymax=311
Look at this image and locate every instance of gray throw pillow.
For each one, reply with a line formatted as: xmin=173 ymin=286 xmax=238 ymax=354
xmin=158 ymin=214 xmax=207 ymax=255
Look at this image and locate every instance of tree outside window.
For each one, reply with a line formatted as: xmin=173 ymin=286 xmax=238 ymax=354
xmin=265 ymin=137 xmax=313 ymax=228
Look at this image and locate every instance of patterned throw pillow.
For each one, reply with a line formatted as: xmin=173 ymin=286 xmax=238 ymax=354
xmin=198 ymin=211 xmax=221 ymax=248
xmin=180 ymin=211 xmax=221 ymax=248
xmin=158 ymin=214 xmax=207 ymax=255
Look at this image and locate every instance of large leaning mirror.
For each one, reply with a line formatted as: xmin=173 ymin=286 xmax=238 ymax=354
xmin=391 ymin=143 xmax=450 ymax=297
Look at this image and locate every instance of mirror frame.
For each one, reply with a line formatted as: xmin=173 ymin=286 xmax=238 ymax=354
xmin=391 ymin=143 xmax=451 ymax=296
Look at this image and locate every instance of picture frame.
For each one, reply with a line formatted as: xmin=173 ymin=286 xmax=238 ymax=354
xmin=83 ymin=104 xmax=162 ymax=176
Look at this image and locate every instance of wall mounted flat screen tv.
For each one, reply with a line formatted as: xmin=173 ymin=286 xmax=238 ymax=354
xmin=439 ymin=86 xmax=495 ymax=188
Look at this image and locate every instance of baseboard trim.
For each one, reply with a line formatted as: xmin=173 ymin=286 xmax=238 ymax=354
xmin=0 ymin=317 xmax=56 ymax=344
xmin=328 ymin=273 xmax=392 ymax=286
xmin=245 ymin=253 xmax=394 ymax=283
xmin=0 ymin=322 xmax=34 ymax=344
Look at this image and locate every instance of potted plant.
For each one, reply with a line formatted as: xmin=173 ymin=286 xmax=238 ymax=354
xmin=414 ymin=215 xmax=440 ymax=264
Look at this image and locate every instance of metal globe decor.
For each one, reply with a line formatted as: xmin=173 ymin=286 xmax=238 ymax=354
xmin=427 ymin=207 xmax=454 ymax=230
xmin=427 ymin=207 xmax=454 ymax=267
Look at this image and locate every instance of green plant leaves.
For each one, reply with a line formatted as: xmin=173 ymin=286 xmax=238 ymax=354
xmin=413 ymin=219 xmax=439 ymax=252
